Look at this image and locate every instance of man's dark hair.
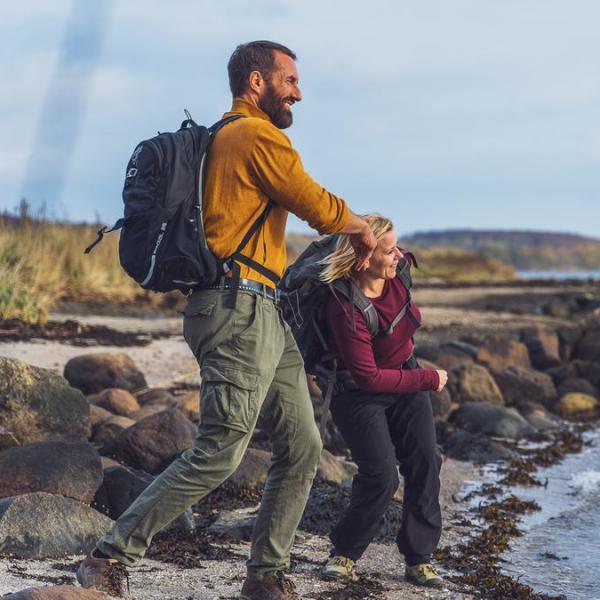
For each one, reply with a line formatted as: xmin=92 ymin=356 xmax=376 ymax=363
xmin=228 ymin=41 xmax=297 ymax=97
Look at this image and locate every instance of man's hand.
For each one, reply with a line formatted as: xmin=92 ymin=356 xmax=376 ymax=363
xmin=338 ymin=212 xmax=377 ymax=271
xmin=436 ymin=370 xmax=448 ymax=392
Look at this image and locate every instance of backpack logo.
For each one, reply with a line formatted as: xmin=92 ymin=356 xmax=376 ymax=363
xmin=130 ymin=145 xmax=143 ymax=165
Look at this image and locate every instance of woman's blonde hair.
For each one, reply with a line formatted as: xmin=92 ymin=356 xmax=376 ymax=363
xmin=319 ymin=213 xmax=394 ymax=284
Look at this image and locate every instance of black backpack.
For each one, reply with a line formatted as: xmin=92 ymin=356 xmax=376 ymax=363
xmin=279 ymin=235 xmax=418 ymax=426
xmin=85 ymin=111 xmax=278 ymax=297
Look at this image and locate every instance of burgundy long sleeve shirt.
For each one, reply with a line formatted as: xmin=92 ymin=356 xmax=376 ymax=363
xmin=325 ymin=277 xmax=440 ymax=394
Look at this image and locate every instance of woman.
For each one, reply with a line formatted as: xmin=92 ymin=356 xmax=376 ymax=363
xmin=319 ymin=213 xmax=448 ymax=588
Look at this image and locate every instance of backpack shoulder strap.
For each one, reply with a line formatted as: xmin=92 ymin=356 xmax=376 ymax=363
xmin=330 ymin=279 xmax=379 ymax=338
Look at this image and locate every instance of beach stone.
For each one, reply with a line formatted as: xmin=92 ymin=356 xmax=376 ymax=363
xmin=92 ymin=416 xmax=135 ymax=456
xmin=556 ymin=323 xmax=583 ymax=361
xmin=0 ymin=440 xmax=102 ymax=502
xmin=317 ymin=449 xmax=355 ymax=484
xmin=129 ymin=404 xmax=169 ymax=421
xmin=448 ymin=363 xmax=504 ymax=406
xmin=517 ymin=401 xmax=561 ymax=432
xmin=476 ymin=334 xmax=531 ymax=370
xmin=414 ymin=342 xmax=440 ymax=362
xmin=574 ymin=321 xmax=600 ymax=362
xmin=230 ymin=447 xmax=271 ymax=488
xmin=449 ymin=402 xmax=534 ymax=440
xmin=0 ymin=492 xmax=112 ymax=558
xmin=207 ymin=506 xmax=257 ymax=541
xmin=0 ymin=426 xmax=20 ymax=451
xmin=63 ymin=352 xmax=147 ymax=395
xmin=435 ymin=343 xmax=474 ymax=369
xmin=557 ymin=377 xmax=599 ymax=399
xmin=544 ymin=299 xmax=571 ymax=318
xmin=430 ymin=388 xmax=453 ymax=420
xmin=117 ymin=408 xmax=195 ymax=474
xmin=134 ymin=387 xmax=175 ymax=406
xmin=0 ymin=357 xmax=89 ymax=444
xmin=521 ymin=326 xmax=561 ymax=369
xmin=491 ymin=366 xmax=557 ymax=408
xmin=4 ymin=585 xmax=111 ymax=599
xmin=437 ymin=423 xmax=517 ymax=463
xmin=546 ymin=360 xmax=600 ymax=388
xmin=87 ymin=388 xmax=140 ymax=417
xmin=174 ymin=391 xmax=200 ymax=422
xmin=557 ymin=393 xmax=598 ymax=416
xmin=88 ymin=404 xmax=113 ymax=432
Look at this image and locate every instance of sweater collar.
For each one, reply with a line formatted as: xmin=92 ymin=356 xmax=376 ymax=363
xmin=224 ymin=98 xmax=272 ymax=123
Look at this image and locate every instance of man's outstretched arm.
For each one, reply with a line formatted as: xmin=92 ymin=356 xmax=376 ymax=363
xmin=337 ymin=211 xmax=377 ymax=271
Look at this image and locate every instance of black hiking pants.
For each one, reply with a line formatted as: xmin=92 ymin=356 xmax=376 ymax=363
xmin=329 ymin=383 xmax=442 ymax=565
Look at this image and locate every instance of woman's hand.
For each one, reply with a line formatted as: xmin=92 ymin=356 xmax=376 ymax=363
xmin=436 ymin=370 xmax=448 ymax=392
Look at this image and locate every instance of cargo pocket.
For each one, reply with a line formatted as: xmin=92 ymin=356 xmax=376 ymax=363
xmin=200 ymin=364 xmax=260 ymax=433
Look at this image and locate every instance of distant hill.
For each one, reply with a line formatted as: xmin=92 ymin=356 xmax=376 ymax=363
xmin=401 ymin=230 xmax=600 ymax=271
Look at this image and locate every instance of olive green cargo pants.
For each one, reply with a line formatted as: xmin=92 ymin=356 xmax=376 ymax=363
xmin=97 ymin=289 xmax=323 ymax=579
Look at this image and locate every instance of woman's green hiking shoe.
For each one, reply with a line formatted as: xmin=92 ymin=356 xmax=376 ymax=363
xmin=405 ymin=563 xmax=444 ymax=588
xmin=321 ymin=555 xmax=358 ymax=582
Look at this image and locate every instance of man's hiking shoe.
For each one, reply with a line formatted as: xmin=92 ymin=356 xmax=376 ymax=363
xmin=405 ymin=563 xmax=444 ymax=588
xmin=240 ymin=571 xmax=302 ymax=600
xmin=76 ymin=549 xmax=129 ymax=597
xmin=321 ymin=555 xmax=358 ymax=582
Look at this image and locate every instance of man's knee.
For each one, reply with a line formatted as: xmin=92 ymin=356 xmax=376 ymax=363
xmin=289 ymin=422 xmax=323 ymax=474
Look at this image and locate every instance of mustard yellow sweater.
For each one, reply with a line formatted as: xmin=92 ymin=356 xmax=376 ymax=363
xmin=203 ymin=98 xmax=349 ymax=287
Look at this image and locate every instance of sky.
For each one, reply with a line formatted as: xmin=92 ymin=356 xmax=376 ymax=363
xmin=2 ymin=1 xmax=600 ymax=238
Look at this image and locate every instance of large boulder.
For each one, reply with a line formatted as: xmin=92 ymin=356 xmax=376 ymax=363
xmin=0 ymin=357 xmax=89 ymax=443
xmin=448 ymin=363 xmax=504 ymax=406
xmin=546 ymin=360 xmax=600 ymax=388
xmin=0 ymin=492 xmax=112 ymax=558
xmin=491 ymin=366 xmax=557 ymax=409
xmin=517 ymin=401 xmax=561 ymax=432
xmin=92 ymin=416 xmax=135 ymax=455
xmin=0 ymin=440 xmax=102 ymax=502
xmin=430 ymin=388 xmax=453 ymax=420
xmin=437 ymin=423 xmax=517 ymax=463
xmin=87 ymin=388 xmax=140 ymax=417
xmin=230 ymin=447 xmax=272 ymax=488
xmin=435 ymin=342 xmax=476 ymax=369
xmin=476 ymin=335 xmax=531 ymax=370
xmin=129 ymin=404 xmax=169 ymax=421
xmin=520 ymin=326 xmax=561 ymax=369
xmin=63 ymin=353 xmax=147 ymax=395
xmin=174 ymin=392 xmax=200 ymax=422
xmin=88 ymin=404 xmax=114 ymax=432
xmin=557 ymin=393 xmax=598 ymax=417
xmin=574 ymin=319 xmax=600 ymax=362
xmin=556 ymin=323 xmax=583 ymax=361
xmin=0 ymin=426 xmax=19 ymax=451
xmin=134 ymin=387 xmax=175 ymax=406
xmin=557 ymin=377 xmax=599 ymax=399
xmin=317 ymin=450 xmax=356 ymax=484
xmin=117 ymin=408 xmax=195 ymax=474
xmin=449 ymin=402 xmax=534 ymax=440
xmin=4 ymin=586 xmax=110 ymax=599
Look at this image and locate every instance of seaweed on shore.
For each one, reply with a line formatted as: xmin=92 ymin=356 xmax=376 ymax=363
xmin=435 ymin=429 xmax=586 ymax=600
xmin=313 ymin=573 xmax=387 ymax=600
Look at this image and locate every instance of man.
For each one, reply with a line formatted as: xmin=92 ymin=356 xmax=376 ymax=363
xmin=77 ymin=40 xmax=376 ymax=600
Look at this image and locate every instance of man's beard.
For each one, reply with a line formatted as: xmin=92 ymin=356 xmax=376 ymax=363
xmin=259 ymin=83 xmax=293 ymax=129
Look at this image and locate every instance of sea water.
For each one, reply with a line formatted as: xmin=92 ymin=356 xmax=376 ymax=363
xmin=516 ymin=270 xmax=600 ymax=281
xmin=501 ymin=428 xmax=600 ymax=599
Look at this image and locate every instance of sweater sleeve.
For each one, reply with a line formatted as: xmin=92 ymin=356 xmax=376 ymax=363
xmin=327 ymin=298 xmax=440 ymax=394
xmin=248 ymin=124 xmax=349 ymax=235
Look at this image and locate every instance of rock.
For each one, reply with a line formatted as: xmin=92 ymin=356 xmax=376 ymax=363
xmin=437 ymin=422 xmax=517 ymax=463
xmin=92 ymin=416 xmax=135 ymax=455
xmin=448 ymin=363 xmax=504 ymax=406
xmin=4 ymin=585 xmax=111 ymax=599
xmin=117 ymin=408 xmax=195 ymax=474
xmin=100 ymin=456 xmax=120 ymax=470
xmin=556 ymin=324 xmax=583 ymax=361
xmin=544 ymin=299 xmax=571 ymax=318
xmin=476 ymin=334 xmax=531 ymax=370
xmin=63 ymin=353 xmax=147 ymax=395
xmin=135 ymin=387 xmax=175 ymax=406
xmin=174 ymin=391 xmax=200 ymax=422
xmin=557 ymin=393 xmax=598 ymax=416
xmin=207 ymin=506 xmax=258 ymax=541
xmin=557 ymin=377 xmax=599 ymax=399
xmin=491 ymin=366 xmax=557 ymax=409
xmin=449 ymin=402 xmax=534 ymax=440
xmin=230 ymin=447 xmax=271 ymax=488
xmin=546 ymin=360 xmax=600 ymax=388
xmin=414 ymin=342 xmax=440 ymax=362
xmin=88 ymin=404 xmax=114 ymax=432
xmin=87 ymin=388 xmax=140 ymax=417
xmin=0 ymin=492 xmax=112 ymax=558
xmin=317 ymin=449 xmax=356 ymax=484
xmin=0 ymin=426 xmax=20 ymax=451
xmin=574 ymin=321 xmax=600 ymax=362
xmin=0 ymin=440 xmax=102 ymax=502
xmin=0 ymin=357 xmax=89 ymax=444
xmin=129 ymin=404 xmax=169 ymax=421
xmin=430 ymin=388 xmax=452 ymax=420
xmin=435 ymin=344 xmax=474 ymax=369
xmin=517 ymin=401 xmax=561 ymax=432
xmin=521 ymin=326 xmax=561 ymax=369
